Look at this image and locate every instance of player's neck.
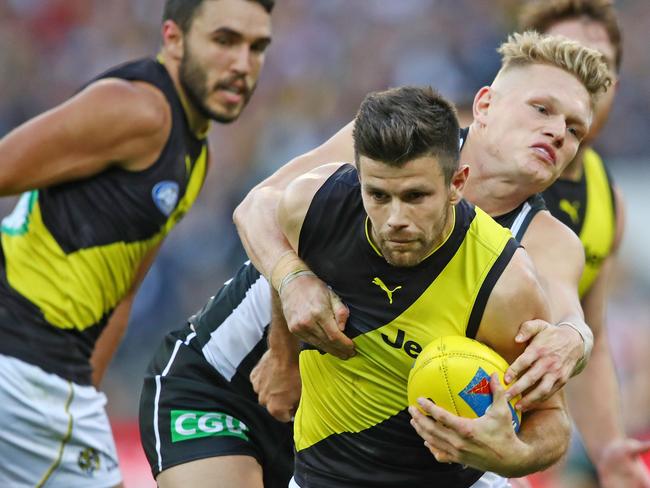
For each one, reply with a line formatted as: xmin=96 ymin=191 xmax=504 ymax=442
xmin=460 ymin=134 xmax=532 ymax=216
xmin=558 ymin=146 xmax=588 ymax=182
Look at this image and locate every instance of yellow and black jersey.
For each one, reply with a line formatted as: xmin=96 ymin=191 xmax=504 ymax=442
xmin=0 ymin=58 xmax=208 ymax=384
xmin=294 ymin=165 xmax=518 ymax=488
xmin=543 ymin=148 xmax=616 ymax=297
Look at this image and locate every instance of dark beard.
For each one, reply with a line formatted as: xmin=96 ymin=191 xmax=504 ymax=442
xmin=178 ymin=49 xmax=253 ymax=124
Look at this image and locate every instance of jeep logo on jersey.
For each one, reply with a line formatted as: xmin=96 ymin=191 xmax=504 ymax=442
xmin=170 ymin=410 xmax=250 ymax=443
xmin=152 ymin=181 xmax=179 ymax=216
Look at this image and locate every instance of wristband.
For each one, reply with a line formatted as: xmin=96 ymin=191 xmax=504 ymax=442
xmin=278 ymin=270 xmax=316 ymax=296
xmin=557 ymin=321 xmax=593 ymax=376
xmin=270 ymin=250 xmax=304 ymax=291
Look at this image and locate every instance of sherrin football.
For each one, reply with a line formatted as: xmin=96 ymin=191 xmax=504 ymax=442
xmin=407 ymin=335 xmax=522 ymax=432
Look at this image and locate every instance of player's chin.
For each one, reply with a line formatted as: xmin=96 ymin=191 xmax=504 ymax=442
xmin=209 ymin=107 xmax=242 ymax=124
xmin=207 ymin=99 xmax=246 ymax=123
xmin=384 ymin=251 xmax=422 ymax=268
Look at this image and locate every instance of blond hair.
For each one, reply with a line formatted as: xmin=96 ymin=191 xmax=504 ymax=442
xmin=518 ymin=0 xmax=622 ymax=71
xmin=497 ymin=31 xmax=612 ymax=103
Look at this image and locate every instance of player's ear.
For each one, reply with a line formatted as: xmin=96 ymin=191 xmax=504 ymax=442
xmin=473 ymin=87 xmax=492 ymax=127
xmin=449 ymin=165 xmax=469 ymax=205
xmin=161 ymin=20 xmax=184 ymax=60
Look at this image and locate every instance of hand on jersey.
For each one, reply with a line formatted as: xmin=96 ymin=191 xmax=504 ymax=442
xmin=250 ymin=348 xmax=302 ymax=423
xmin=504 ymin=319 xmax=582 ymax=411
xmin=408 ymin=373 xmax=525 ymax=477
xmin=279 ymin=273 xmax=355 ymax=359
xmin=597 ymin=438 xmax=650 ymax=488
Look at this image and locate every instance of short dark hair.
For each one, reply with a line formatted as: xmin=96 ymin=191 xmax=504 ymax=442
xmin=518 ymin=0 xmax=622 ymax=72
xmin=353 ymin=86 xmax=460 ymax=183
xmin=163 ymin=0 xmax=275 ymax=33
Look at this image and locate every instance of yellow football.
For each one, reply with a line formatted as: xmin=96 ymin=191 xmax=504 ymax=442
xmin=407 ymin=335 xmax=521 ymax=432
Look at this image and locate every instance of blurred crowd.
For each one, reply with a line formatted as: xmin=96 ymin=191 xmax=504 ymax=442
xmin=0 ymin=1 xmax=648 ymax=486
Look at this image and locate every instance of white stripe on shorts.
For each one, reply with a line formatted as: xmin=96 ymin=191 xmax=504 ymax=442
xmin=153 ymin=332 xmax=196 ymax=472
xmin=288 ymin=472 xmax=511 ymax=488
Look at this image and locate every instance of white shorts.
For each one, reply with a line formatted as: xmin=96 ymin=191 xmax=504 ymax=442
xmin=288 ymin=471 xmax=511 ymax=487
xmin=0 ymin=354 xmax=122 ymax=487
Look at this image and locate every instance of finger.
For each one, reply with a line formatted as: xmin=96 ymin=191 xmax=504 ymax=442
xmin=517 ymin=374 xmax=559 ymax=411
xmin=268 ymin=404 xmax=293 ymax=423
xmin=249 ymin=366 xmax=259 ymax=385
xmin=505 ymin=349 xmax=540 ymax=388
xmin=506 ymin=366 xmax=545 ymax=401
xmin=627 ymin=439 xmax=650 ymax=457
xmin=418 ymin=398 xmax=464 ymax=431
xmin=515 ymin=320 xmax=548 ymax=343
xmin=319 ymin=321 xmax=356 ymax=359
xmin=489 ymin=373 xmax=507 ymax=405
xmin=409 ymin=407 xmax=455 ymax=452
xmin=328 ymin=290 xmax=350 ymax=332
xmin=424 ymin=441 xmax=455 ymax=463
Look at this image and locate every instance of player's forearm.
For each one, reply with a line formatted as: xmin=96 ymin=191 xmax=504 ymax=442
xmin=234 ymin=185 xmax=294 ymax=278
xmin=509 ymin=400 xmax=571 ymax=476
xmin=234 ymin=124 xmax=355 ymax=277
xmin=90 ymin=294 xmax=134 ymax=386
xmin=568 ymin=334 xmax=625 ymax=463
xmin=267 ymin=287 xmax=300 ymax=365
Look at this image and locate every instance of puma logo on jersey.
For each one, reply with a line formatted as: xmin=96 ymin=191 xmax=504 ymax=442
xmin=372 ymin=277 xmax=402 ymax=304
xmin=559 ymin=199 xmax=581 ymax=225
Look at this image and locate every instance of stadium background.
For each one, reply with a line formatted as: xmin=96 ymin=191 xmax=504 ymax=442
xmin=0 ymin=1 xmax=648 ymax=486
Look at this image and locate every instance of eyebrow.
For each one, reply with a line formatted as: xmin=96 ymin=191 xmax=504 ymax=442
xmin=541 ymin=94 xmax=589 ymax=130
xmin=210 ymin=26 xmax=272 ymax=45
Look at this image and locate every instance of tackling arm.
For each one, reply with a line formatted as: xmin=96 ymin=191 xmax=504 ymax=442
xmin=237 ymin=127 xmax=357 ymax=359
xmin=233 ymin=122 xmax=354 ymax=279
xmin=505 ymin=212 xmax=593 ymax=409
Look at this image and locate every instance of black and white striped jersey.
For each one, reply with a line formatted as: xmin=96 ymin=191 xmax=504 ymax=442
xmin=186 ymin=261 xmax=272 ymax=398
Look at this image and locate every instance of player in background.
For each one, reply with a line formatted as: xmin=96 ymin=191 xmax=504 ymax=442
xmin=519 ymin=1 xmax=650 ymax=486
xmin=0 ymin=0 xmax=273 ymax=486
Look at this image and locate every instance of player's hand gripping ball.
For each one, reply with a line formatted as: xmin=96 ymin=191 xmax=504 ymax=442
xmin=408 ymin=336 xmax=521 ymax=431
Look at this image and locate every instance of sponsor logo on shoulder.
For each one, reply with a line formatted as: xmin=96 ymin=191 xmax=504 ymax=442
xmin=170 ymin=410 xmax=250 ymax=443
xmin=152 ymin=181 xmax=180 ymax=216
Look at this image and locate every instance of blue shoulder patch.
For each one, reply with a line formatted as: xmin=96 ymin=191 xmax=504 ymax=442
xmin=152 ymin=181 xmax=179 ymax=216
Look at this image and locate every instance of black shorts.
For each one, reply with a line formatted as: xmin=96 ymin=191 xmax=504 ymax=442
xmin=139 ymin=328 xmax=293 ymax=488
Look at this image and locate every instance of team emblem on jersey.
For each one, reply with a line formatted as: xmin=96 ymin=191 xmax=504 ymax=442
xmin=152 ymin=181 xmax=180 ymax=216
